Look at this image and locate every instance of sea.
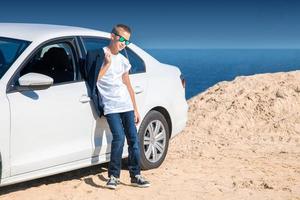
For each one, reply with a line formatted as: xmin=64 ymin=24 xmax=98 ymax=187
xmin=147 ymin=49 xmax=300 ymax=99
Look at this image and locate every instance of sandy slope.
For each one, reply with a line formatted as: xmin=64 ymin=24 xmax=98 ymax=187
xmin=1 ymin=71 xmax=300 ymax=200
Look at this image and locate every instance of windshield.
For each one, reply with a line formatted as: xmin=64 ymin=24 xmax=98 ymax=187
xmin=0 ymin=37 xmax=30 ymax=79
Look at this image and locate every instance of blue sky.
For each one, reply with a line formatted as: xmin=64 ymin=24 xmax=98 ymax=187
xmin=1 ymin=0 xmax=300 ymax=49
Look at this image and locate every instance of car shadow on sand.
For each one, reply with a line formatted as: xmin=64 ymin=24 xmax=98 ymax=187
xmin=0 ymin=159 xmax=130 ymax=196
xmin=0 ymin=158 xmax=128 ymax=197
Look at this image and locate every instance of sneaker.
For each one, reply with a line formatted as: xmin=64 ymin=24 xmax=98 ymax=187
xmin=131 ymin=175 xmax=150 ymax=188
xmin=106 ymin=175 xmax=120 ymax=189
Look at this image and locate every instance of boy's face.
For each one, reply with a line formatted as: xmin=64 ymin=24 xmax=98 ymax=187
xmin=111 ymin=27 xmax=131 ymax=52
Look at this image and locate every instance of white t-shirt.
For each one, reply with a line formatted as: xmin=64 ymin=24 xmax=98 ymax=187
xmin=96 ymin=47 xmax=134 ymax=115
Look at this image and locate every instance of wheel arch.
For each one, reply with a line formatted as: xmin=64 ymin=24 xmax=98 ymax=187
xmin=150 ymin=106 xmax=172 ymax=138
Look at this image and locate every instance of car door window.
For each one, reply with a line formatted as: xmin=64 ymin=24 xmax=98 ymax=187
xmin=19 ymin=42 xmax=77 ymax=84
xmin=82 ymin=37 xmax=110 ymax=53
xmin=81 ymin=37 xmax=145 ymax=74
xmin=82 ymin=37 xmax=126 ymax=56
xmin=124 ymin=47 xmax=146 ymax=74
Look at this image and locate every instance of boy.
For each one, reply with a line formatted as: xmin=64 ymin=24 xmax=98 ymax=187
xmin=97 ymin=24 xmax=150 ymax=189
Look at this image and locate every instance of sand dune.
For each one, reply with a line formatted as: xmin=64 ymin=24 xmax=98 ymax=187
xmin=1 ymin=71 xmax=300 ymax=200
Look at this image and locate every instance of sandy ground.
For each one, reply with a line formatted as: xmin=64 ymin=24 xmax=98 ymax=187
xmin=1 ymin=71 xmax=300 ymax=200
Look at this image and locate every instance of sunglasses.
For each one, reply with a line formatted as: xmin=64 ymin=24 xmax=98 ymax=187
xmin=113 ymin=32 xmax=130 ymax=45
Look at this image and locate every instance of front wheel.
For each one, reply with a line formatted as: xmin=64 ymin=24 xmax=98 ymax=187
xmin=138 ymin=110 xmax=170 ymax=170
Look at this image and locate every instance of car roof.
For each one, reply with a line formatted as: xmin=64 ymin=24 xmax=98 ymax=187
xmin=0 ymin=23 xmax=109 ymax=42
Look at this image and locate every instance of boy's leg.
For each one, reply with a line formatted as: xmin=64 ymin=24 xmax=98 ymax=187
xmin=106 ymin=113 xmax=126 ymax=178
xmin=120 ymin=111 xmax=141 ymax=178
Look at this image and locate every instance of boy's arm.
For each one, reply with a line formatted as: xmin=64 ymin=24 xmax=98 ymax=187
xmin=97 ymin=51 xmax=111 ymax=81
xmin=97 ymin=62 xmax=110 ymax=81
xmin=122 ymin=72 xmax=140 ymax=124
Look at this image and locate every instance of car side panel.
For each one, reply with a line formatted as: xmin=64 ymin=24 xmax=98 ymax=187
xmin=126 ymin=45 xmax=188 ymax=138
xmin=7 ymin=82 xmax=94 ymax=175
xmin=143 ymin=63 xmax=188 ymax=138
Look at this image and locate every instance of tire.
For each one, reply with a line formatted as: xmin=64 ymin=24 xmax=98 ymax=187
xmin=138 ymin=110 xmax=170 ymax=170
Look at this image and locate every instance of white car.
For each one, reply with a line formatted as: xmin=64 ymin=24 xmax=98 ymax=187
xmin=0 ymin=23 xmax=188 ymax=187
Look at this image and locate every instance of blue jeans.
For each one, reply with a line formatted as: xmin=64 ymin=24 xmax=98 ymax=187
xmin=105 ymin=110 xmax=141 ymax=178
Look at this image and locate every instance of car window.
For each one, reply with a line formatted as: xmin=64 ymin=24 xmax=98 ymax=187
xmin=82 ymin=37 xmax=110 ymax=53
xmin=19 ymin=42 xmax=77 ymax=84
xmin=0 ymin=37 xmax=30 ymax=79
xmin=81 ymin=37 xmax=145 ymax=74
xmin=82 ymin=37 xmax=126 ymax=57
xmin=124 ymin=47 xmax=146 ymax=74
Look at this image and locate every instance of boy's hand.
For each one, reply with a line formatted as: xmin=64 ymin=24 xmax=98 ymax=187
xmin=97 ymin=50 xmax=112 ymax=81
xmin=104 ymin=49 xmax=112 ymax=67
xmin=134 ymin=110 xmax=140 ymax=125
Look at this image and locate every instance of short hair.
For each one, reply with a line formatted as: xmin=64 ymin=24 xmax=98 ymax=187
xmin=112 ymin=24 xmax=132 ymax=34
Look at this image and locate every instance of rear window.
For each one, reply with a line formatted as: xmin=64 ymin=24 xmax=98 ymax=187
xmin=0 ymin=37 xmax=30 ymax=79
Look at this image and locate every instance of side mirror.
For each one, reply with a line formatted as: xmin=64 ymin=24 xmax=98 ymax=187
xmin=18 ymin=73 xmax=53 ymax=89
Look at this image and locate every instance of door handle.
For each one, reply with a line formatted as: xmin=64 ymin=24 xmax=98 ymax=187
xmin=134 ymin=86 xmax=144 ymax=94
xmin=80 ymin=95 xmax=91 ymax=103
